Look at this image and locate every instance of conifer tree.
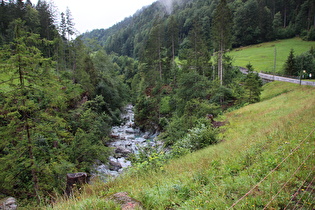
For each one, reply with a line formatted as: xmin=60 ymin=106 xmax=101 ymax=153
xmin=166 ymin=15 xmax=179 ymax=63
xmin=186 ymin=21 xmax=210 ymax=77
xmin=60 ymin=12 xmax=67 ymax=40
xmin=284 ymin=49 xmax=297 ymax=75
xmin=243 ymin=63 xmax=263 ymax=103
xmin=212 ymin=0 xmax=232 ymax=85
xmin=66 ymin=7 xmax=75 ymax=40
xmin=144 ymin=19 xmax=164 ymax=82
xmin=0 ymin=19 xmax=68 ymax=200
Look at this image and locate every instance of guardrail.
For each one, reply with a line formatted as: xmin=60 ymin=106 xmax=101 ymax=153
xmin=239 ymin=67 xmax=315 ymax=87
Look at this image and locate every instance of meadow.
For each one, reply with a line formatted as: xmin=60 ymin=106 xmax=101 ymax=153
xmin=228 ymin=38 xmax=315 ymax=74
xmin=46 ymin=81 xmax=315 ymax=209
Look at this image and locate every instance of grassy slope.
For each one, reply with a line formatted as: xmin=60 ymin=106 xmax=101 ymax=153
xmin=48 ymin=81 xmax=315 ymax=210
xmin=228 ymin=38 xmax=315 ymax=73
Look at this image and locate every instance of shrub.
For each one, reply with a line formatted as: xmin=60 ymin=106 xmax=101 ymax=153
xmin=171 ymin=123 xmax=219 ymax=154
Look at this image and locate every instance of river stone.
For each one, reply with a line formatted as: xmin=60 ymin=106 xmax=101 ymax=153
xmin=109 ymin=160 xmax=122 ymax=171
xmin=125 ymin=128 xmax=135 ymax=134
xmin=110 ymin=192 xmax=143 ymax=210
xmin=115 ymin=147 xmax=132 ymax=156
xmin=126 ymin=122 xmax=135 ymax=128
xmin=110 ymin=133 xmax=120 ymax=139
xmin=0 ymin=197 xmax=17 ymax=210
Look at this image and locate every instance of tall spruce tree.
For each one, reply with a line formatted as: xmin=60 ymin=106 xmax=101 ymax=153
xmin=186 ymin=21 xmax=211 ymax=77
xmin=144 ymin=19 xmax=164 ymax=82
xmin=243 ymin=63 xmax=263 ymax=103
xmin=0 ymin=19 xmax=69 ymax=200
xmin=66 ymin=7 xmax=75 ymax=40
xmin=212 ymin=0 xmax=232 ymax=85
xmin=284 ymin=49 xmax=297 ymax=75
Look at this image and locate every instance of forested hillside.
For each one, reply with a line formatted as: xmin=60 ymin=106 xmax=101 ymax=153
xmin=83 ymin=0 xmax=315 ymax=58
xmin=1 ymin=0 xmax=315 ymax=207
xmin=83 ymin=0 xmax=315 ymax=138
xmin=0 ymin=0 xmax=129 ymax=203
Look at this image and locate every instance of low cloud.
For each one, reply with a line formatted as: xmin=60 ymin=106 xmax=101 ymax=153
xmin=159 ymin=0 xmax=174 ymax=14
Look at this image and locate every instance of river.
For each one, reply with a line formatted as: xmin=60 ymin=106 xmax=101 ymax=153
xmin=95 ymin=104 xmax=160 ymax=178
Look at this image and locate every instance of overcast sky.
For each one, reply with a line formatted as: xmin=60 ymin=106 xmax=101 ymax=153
xmin=32 ymin=0 xmax=157 ymax=34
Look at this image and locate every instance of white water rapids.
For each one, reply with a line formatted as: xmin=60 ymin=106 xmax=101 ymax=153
xmin=95 ymin=104 xmax=160 ymax=178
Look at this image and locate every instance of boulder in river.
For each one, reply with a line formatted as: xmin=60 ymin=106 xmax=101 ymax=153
xmin=0 ymin=197 xmax=17 ymax=210
xmin=115 ymin=147 xmax=132 ymax=157
xmin=109 ymin=161 xmax=123 ymax=171
xmin=125 ymin=128 xmax=135 ymax=134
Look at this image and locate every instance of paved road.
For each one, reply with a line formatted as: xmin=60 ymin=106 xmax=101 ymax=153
xmin=239 ymin=67 xmax=315 ymax=87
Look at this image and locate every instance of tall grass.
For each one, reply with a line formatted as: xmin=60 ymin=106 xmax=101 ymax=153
xmin=48 ymin=81 xmax=315 ymax=210
xmin=228 ymin=38 xmax=315 ymax=73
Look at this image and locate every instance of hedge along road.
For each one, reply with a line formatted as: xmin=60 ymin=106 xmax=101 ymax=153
xmin=239 ymin=67 xmax=315 ymax=86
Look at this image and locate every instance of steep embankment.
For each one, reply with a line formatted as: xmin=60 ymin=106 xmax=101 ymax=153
xmin=49 ymin=81 xmax=315 ymax=209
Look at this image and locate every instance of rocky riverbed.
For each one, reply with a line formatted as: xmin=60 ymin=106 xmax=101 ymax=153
xmin=95 ymin=104 xmax=160 ymax=178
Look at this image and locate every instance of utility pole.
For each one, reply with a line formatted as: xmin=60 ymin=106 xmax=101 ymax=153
xmin=273 ymin=47 xmax=276 ymax=81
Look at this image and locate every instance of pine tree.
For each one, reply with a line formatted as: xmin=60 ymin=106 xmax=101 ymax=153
xmin=243 ymin=63 xmax=263 ymax=103
xmin=166 ymin=15 xmax=179 ymax=63
xmin=284 ymin=49 xmax=297 ymax=75
xmin=144 ymin=19 xmax=165 ymax=82
xmin=60 ymin=12 xmax=67 ymax=40
xmin=66 ymin=7 xmax=75 ymax=40
xmin=212 ymin=0 xmax=232 ymax=85
xmin=0 ymin=19 xmax=68 ymax=200
xmin=186 ymin=21 xmax=211 ymax=77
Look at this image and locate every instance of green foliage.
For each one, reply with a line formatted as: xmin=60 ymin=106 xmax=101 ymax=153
xmin=160 ymin=99 xmax=219 ymax=146
xmin=0 ymin=10 xmax=128 ymax=203
xmin=284 ymin=48 xmax=315 ymax=77
xmin=233 ymin=0 xmax=260 ymax=46
xmin=159 ymin=96 xmax=171 ymax=115
xmin=210 ymin=85 xmax=235 ymax=106
xmin=284 ymin=49 xmax=297 ymax=75
xmin=67 ymin=81 xmax=315 ymax=210
xmin=134 ymin=95 xmax=159 ymax=131
xmin=303 ymin=26 xmax=315 ymax=41
xmin=242 ymin=63 xmax=263 ymax=103
xmin=295 ymin=51 xmax=315 ymax=78
xmin=128 ymin=145 xmax=167 ymax=174
xmin=0 ymin=20 xmax=69 ymax=199
xmin=172 ymin=123 xmax=218 ymax=153
xmin=176 ymin=72 xmax=211 ymax=106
